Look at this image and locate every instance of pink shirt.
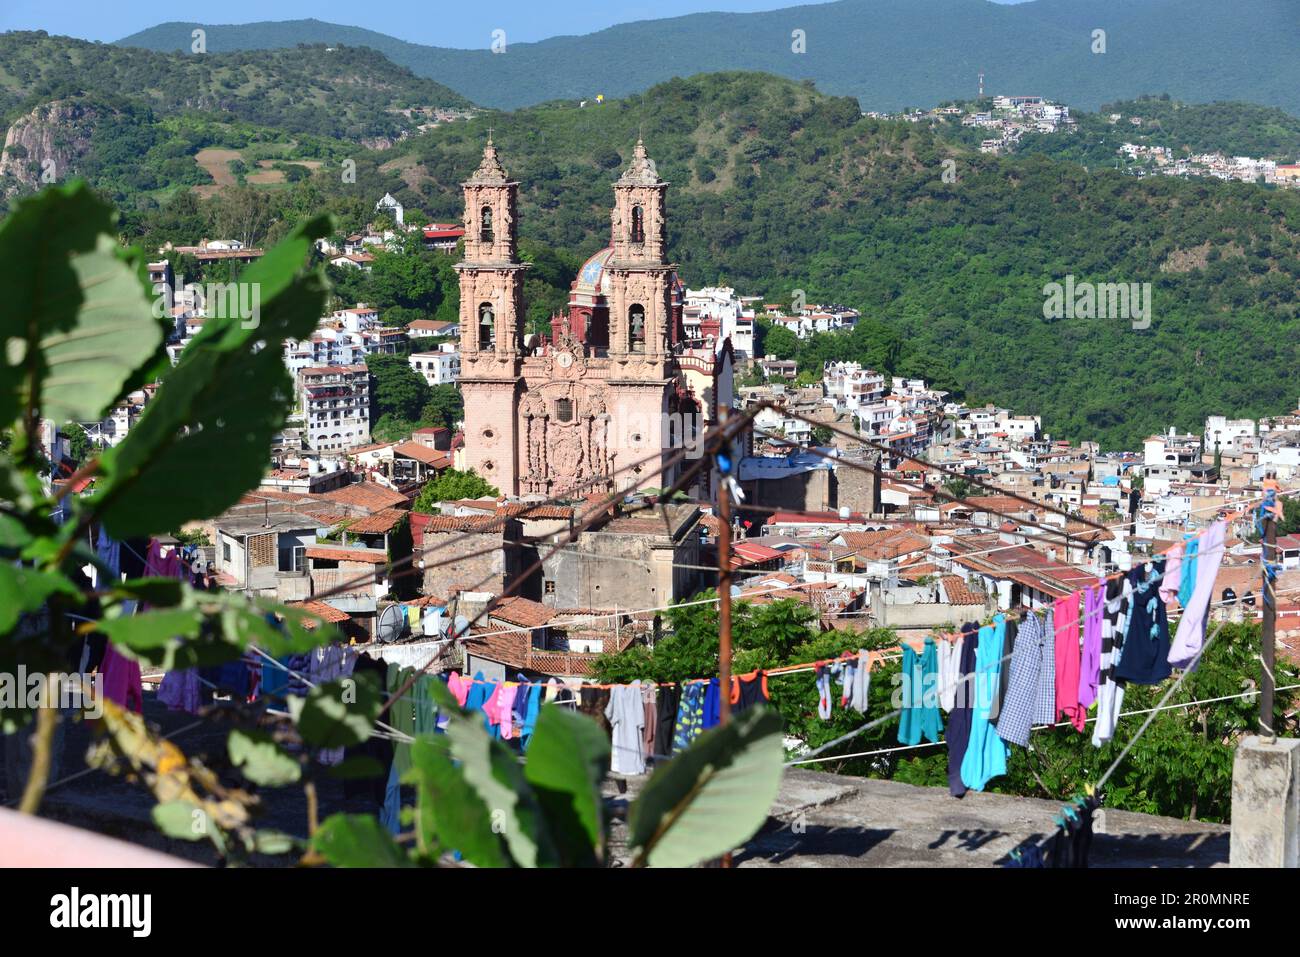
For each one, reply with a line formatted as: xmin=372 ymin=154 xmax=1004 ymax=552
xmin=1053 ymin=593 xmax=1085 ymax=732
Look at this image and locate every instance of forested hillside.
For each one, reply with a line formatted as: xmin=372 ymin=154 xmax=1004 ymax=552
xmin=0 ymin=31 xmax=473 ymax=140
xmin=72 ymin=71 xmax=1300 ymax=449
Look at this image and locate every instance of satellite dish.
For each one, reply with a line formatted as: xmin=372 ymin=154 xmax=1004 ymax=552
xmin=730 ymin=585 xmax=743 ymax=598
xmin=377 ymin=604 xmax=407 ymax=644
xmin=449 ymin=615 xmax=470 ymax=639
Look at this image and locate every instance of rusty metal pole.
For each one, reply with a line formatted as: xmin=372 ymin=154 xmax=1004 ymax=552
xmin=1260 ymin=512 xmax=1277 ymax=739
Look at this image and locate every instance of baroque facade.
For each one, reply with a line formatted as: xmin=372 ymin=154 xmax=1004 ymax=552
xmin=456 ymin=138 xmax=731 ymax=499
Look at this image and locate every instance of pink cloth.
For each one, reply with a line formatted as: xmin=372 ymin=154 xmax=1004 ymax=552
xmin=1078 ymin=584 xmax=1104 ymax=709
xmin=1159 ymin=542 xmax=1184 ymax=605
xmin=1169 ymin=522 xmax=1227 ymax=670
xmin=484 ymin=683 xmax=518 ymax=738
xmin=447 ymin=671 xmax=470 ymax=708
xmin=101 ymin=645 xmax=143 ymax=713
xmin=1053 ymin=593 xmax=1085 ymax=732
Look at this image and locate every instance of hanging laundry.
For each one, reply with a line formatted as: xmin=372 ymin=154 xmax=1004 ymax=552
xmin=732 ymin=670 xmax=770 ymax=713
xmin=640 ymin=682 xmax=658 ymax=762
xmin=1078 ymin=584 xmax=1104 ymax=710
xmin=578 ymin=686 xmax=611 ymax=735
xmin=996 ymin=620 xmax=1018 ymax=716
xmin=655 ymin=684 xmax=680 ymax=758
xmin=947 ymin=623 xmax=979 ymax=797
xmin=100 ymin=644 xmax=143 ymax=713
xmin=1113 ymin=560 xmax=1173 ymax=686
xmin=815 ymin=664 xmax=832 ymax=720
xmin=447 ymin=670 xmax=470 ymax=707
xmin=464 ymin=671 xmax=493 ymax=731
xmin=937 ymin=635 xmax=961 ymax=712
xmin=1159 ymin=541 xmax=1184 ymax=605
xmin=849 ymin=651 xmax=871 ymax=714
xmin=996 ymin=609 xmax=1053 ymax=748
xmin=1168 ymin=521 xmax=1227 ymax=670
xmin=1053 ymin=593 xmax=1086 ymax=732
xmin=1177 ymin=536 xmax=1199 ymax=608
xmin=484 ymin=682 xmax=518 ymax=738
xmin=605 ymin=681 xmax=647 ymax=776
xmin=702 ymin=677 xmax=722 ymax=729
xmin=517 ymin=683 xmax=542 ymax=747
xmin=1092 ymin=574 xmax=1132 ymax=748
xmin=387 ymin=664 xmax=418 ymax=775
xmin=898 ymin=638 xmax=942 ymax=746
xmin=95 ymin=527 xmax=121 ymax=588
xmin=673 ymin=682 xmax=705 ymax=751
xmin=158 ymin=668 xmax=202 ymax=714
xmin=960 ymin=616 xmax=1009 ymax=792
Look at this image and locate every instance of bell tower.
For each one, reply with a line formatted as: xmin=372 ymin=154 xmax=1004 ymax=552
xmin=456 ymin=137 xmax=528 ymax=494
xmin=606 ymin=139 xmax=674 ymax=362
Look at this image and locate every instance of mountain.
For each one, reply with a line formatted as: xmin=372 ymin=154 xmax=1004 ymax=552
xmin=0 ymin=31 xmax=473 ymax=141
xmin=115 ymin=0 xmax=1300 ymax=114
xmin=111 ymin=71 xmax=1300 ymax=449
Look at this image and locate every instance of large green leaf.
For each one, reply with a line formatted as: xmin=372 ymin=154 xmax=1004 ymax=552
xmin=290 ymin=674 xmax=382 ymax=750
xmin=523 ymin=704 xmax=610 ymax=866
xmin=626 ymin=707 xmax=784 ymax=868
xmin=426 ymin=678 xmax=557 ymax=867
xmin=0 ymin=565 xmax=79 ymax=633
xmin=96 ymin=216 xmax=331 ymax=538
xmin=313 ymin=813 xmax=411 ymax=868
xmin=228 ymin=728 xmax=302 ymax=787
xmin=406 ymin=735 xmax=510 ymax=868
xmin=0 ymin=182 xmax=165 ymax=427
xmin=38 ymin=234 xmax=164 ymax=423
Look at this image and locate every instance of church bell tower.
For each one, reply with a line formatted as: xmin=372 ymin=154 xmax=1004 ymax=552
xmin=456 ymin=138 xmax=528 ymax=493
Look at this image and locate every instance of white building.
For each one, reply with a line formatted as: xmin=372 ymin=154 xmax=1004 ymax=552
xmin=409 ymin=345 xmax=461 ymax=386
xmin=823 ymin=362 xmax=885 ymax=414
xmin=298 ymin=365 xmax=372 ymax=453
xmin=682 ymin=286 xmax=756 ymax=358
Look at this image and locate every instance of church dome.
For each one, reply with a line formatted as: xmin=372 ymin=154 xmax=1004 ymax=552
xmin=575 ymin=246 xmax=614 ymax=298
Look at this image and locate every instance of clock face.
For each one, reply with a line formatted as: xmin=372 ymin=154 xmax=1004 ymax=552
xmin=556 ymin=352 xmax=573 ymax=368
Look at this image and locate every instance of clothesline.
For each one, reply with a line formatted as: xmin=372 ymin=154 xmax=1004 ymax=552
xmin=786 ymin=682 xmax=1300 ymax=766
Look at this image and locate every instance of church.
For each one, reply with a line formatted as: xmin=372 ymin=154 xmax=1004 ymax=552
xmin=454 ymin=138 xmax=734 ymax=500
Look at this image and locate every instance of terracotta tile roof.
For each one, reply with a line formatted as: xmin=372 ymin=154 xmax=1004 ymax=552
xmin=731 ymin=542 xmax=785 ymax=568
xmin=834 ymin=529 xmax=931 ymax=560
xmin=489 ymin=596 xmax=556 ymax=629
xmin=290 ymin=600 xmax=352 ymax=627
xmin=294 ymin=505 xmax=352 ymax=526
xmin=417 ymin=514 xmax=505 ymax=533
xmin=342 ymin=508 xmax=407 ymax=535
xmin=306 ymin=545 xmax=389 ymax=565
xmin=393 ymin=441 xmax=452 ymax=467
xmin=319 ymin=482 xmax=409 ymax=511
xmin=939 ymin=576 xmax=984 ymax=605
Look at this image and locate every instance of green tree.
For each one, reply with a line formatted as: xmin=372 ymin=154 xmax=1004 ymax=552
xmin=422 ymin=384 xmax=464 ymax=431
xmin=365 ymin=352 xmax=428 ymax=422
xmin=413 ymin=468 xmax=499 ymax=512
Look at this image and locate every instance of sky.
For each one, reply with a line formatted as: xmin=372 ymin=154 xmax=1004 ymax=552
xmin=1 ymin=0 xmax=1026 ymax=48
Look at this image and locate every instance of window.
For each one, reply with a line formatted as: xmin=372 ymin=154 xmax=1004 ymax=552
xmin=478 ymin=303 xmax=495 ymax=349
xmin=479 ymin=205 xmax=494 ymax=244
xmin=222 ymin=541 xmax=232 ymax=563
xmin=630 ymin=204 xmax=645 ymax=244
xmin=629 ymin=304 xmax=646 ymax=352
xmin=544 ymin=580 xmax=556 ymax=595
xmin=555 ymin=399 xmax=573 ymax=423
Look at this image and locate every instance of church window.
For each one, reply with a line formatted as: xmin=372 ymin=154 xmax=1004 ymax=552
xmin=555 ymin=399 xmax=574 ymax=423
xmin=630 ymin=205 xmax=645 ymax=244
xmin=478 ymin=303 xmax=495 ymax=349
xmin=480 ymin=206 xmax=494 ymax=244
xmin=629 ymin=304 xmax=646 ymax=352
